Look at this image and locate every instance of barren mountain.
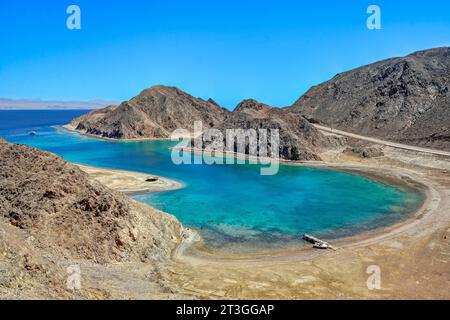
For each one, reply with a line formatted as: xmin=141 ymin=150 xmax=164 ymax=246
xmin=69 ymin=85 xmax=345 ymax=160
xmin=292 ymin=47 xmax=450 ymax=150
xmin=213 ymin=99 xmax=345 ymax=161
xmin=70 ymin=85 xmax=228 ymax=139
xmin=0 ymin=138 xmax=185 ymax=298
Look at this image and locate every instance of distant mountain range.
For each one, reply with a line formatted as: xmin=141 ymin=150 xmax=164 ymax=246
xmin=0 ymin=98 xmax=117 ymax=110
xmin=69 ymin=47 xmax=450 ymax=155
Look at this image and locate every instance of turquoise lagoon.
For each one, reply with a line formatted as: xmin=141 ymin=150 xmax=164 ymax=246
xmin=0 ymin=111 xmax=423 ymax=251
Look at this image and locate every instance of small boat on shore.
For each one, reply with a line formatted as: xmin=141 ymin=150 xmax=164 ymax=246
xmin=302 ymin=233 xmax=337 ymax=251
xmin=313 ymin=242 xmax=330 ymax=250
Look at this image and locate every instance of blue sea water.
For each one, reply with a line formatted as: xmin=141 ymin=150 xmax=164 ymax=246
xmin=0 ymin=110 xmax=423 ymax=251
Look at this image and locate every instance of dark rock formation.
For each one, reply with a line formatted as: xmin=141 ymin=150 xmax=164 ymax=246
xmin=69 ymin=48 xmax=450 ymax=156
xmin=292 ymin=47 xmax=450 ymax=151
xmin=69 ymin=86 xmax=345 ymax=160
xmin=208 ymin=99 xmax=345 ymax=161
xmin=70 ymin=85 xmax=228 ymax=139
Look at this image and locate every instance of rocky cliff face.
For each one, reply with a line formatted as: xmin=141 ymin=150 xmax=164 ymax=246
xmin=70 ymin=85 xmax=228 ymax=139
xmin=0 ymin=139 xmax=183 ymax=264
xmin=70 ymin=86 xmax=342 ymax=160
xmin=69 ymin=47 xmax=450 ymax=155
xmin=215 ymin=99 xmax=344 ymax=161
xmin=0 ymin=138 xmax=186 ymax=298
xmin=292 ymin=47 xmax=450 ymax=150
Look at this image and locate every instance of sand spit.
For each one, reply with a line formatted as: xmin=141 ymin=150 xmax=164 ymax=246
xmin=76 ymin=164 xmax=183 ymax=194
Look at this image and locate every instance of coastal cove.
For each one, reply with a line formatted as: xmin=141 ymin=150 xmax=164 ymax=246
xmin=2 ymin=0 xmax=450 ymax=299
xmin=0 ymin=110 xmax=424 ymax=254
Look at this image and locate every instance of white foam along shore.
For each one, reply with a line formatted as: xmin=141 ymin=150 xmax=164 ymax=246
xmin=61 ymin=124 xmax=194 ymax=142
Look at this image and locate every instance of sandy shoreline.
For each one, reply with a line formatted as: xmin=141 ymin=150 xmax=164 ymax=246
xmin=76 ymin=164 xmax=184 ymax=194
xmin=76 ymin=148 xmax=435 ymax=261
xmin=62 ymin=128 xmax=450 ymax=299
xmin=71 ymin=135 xmax=437 ymax=257
xmin=61 ymin=124 xmax=193 ymax=142
xmin=175 ymin=162 xmax=430 ymax=259
xmin=168 ymin=156 xmax=449 ymax=299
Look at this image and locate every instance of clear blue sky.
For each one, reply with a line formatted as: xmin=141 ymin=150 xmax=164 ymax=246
xmin=1 ymin=0 xmax=449 ymax=109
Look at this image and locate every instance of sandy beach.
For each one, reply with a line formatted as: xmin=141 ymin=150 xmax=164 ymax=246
xmin=166 ymin=149 xmax=450 ymax=299
xmin=76 ymin=143 xmax=450 ymax=299
xmin=76 ymin=164 xmax=183 ymax=194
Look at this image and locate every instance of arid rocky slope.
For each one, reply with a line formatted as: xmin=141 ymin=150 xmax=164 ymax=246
xmin=70 ymin=86 xmax=343 ymax=160
xmin=69 ymin=48 xmax=450 ymax=157
xmin=292 ymin=47 xmax=450 ymax=150
xmin=214 ymin=99 xmax=344 ymax=160
xmin=0 ymin=138 xmax=185 ymax=298
xmin=70 ymin=85 xmax=228 ymax=139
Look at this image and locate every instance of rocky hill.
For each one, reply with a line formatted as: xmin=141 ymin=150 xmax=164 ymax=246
xmin=292 ymin=47 xmax=450 ymax=150
xmin=215 ymin=99 xmax=344 ymax=161
xmin=0 ymin=138 xmax=185 ymax=298
xmin=69 ymin=86 xmax=344 ymax=160
xmin=68 ymin=48 xmax=450 ymax=155
xmin=70 ymin=85 xmax=228 ymax=139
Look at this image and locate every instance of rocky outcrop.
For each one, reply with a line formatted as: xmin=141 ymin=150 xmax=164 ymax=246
xmin=292 ymin=47 xmax=450 ymax=151
xmin=208 ymin=99 xmax=345 ymax=161
xmin=0 ymin=138 xmax=186 ymax=298
xmin=0 ymin=139 xmax=184 ymax=263
xmin=70 ymin=85 xmax=228 ymax=139
xmin=70 ymin=48 xmax=450 ymax=153
xmin=69 ymin=86 xmax=345 ymax=160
